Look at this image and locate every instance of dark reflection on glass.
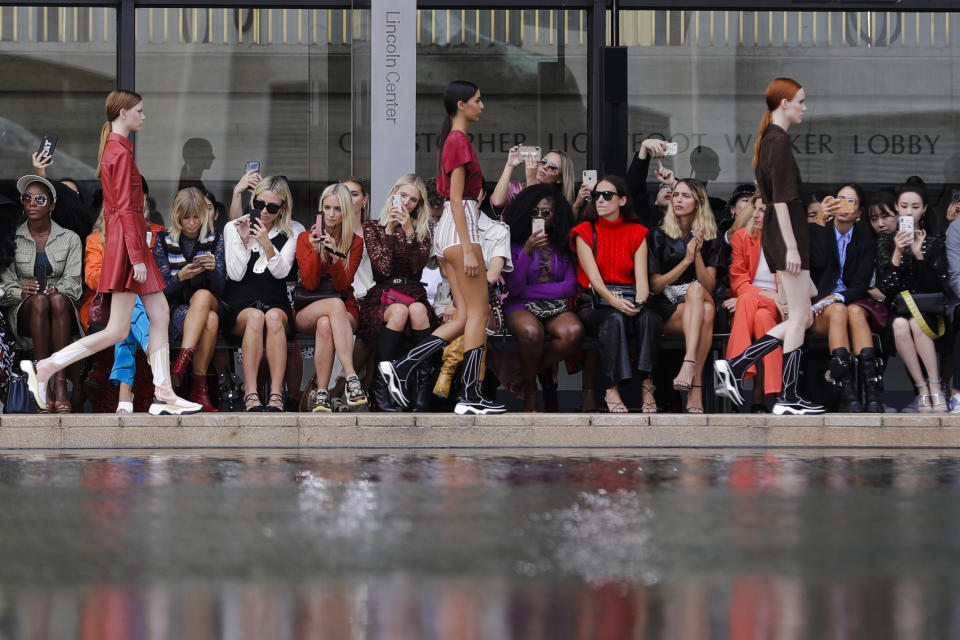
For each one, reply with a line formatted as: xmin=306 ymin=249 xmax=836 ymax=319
xmin=0 ymin=452 xmax=959 ymax=638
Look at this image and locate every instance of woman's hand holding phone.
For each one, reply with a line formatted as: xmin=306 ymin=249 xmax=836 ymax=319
xmin=910 ymin=228 xmax=926 ymax=258
xmin=523 ymin=228 xmax=549 ymax=256
xmin=506 ymin=145 xmax=522 ymax=168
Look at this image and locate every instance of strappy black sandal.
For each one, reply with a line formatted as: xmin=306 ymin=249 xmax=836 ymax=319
xmin=265 ymin=392 xmax=285 ymax=412
xmin=244 ymin=392 xmax=265 ymax=412
xmin=640 ymin=382 xmax=658 ymax=414
xmin=673 ymin=359 xmax=697 ymax=391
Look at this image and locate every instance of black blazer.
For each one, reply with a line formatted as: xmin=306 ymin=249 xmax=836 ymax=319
xmin=809 ymin=220 xmax=876 ymax=303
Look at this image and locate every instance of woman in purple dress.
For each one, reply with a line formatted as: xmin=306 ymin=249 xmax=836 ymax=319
xmin=503 ymin=184 xmax=583 ymax=412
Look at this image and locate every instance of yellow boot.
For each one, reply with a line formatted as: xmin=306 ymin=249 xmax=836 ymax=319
xmin=434 ymin=336 xmax=464 ymax=398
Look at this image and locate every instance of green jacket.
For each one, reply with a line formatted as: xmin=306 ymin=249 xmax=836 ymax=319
xmin=0 ymin=220 xmax=83 ymax=307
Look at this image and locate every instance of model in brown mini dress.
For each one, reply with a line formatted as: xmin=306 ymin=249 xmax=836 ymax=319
xmin=715 ymin=77 xmax=826 ymax=416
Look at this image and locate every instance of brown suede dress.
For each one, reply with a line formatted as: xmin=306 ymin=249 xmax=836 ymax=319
xmin=757 ymin=124 xmax=809 ymax=272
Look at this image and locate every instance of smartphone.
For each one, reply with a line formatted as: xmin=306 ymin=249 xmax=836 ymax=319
xmin=810 ymin=298 xmax=836 ymax=314
xmin=836 ymin=198 xmax=855 ymax=215
xmin=315 ymin=213 xmax=324 ymax=236
xmin=392 ymin=193 xmax=403 ymax=210
xmin=37 ymin=133 xmax=58 ymax=159
xmin=663 ymin=142 xmax=678 ymax=156
xmin=582 ymin=170 xmax=598 ymax=190
xmin=532 ymin=218 xmax=545 ymax=236
xmin=248 ymin=207 xmax=261 ymax=228
xmin=952 ymin=189 xmax=960 ymax=203
xmin=519 ymin=145 xmax=540 ymax=158
xmin=33 ymin=264 xmax=47 ymax=294
xmin=319 ymin=211 xmax=326 ymax=238
xmin=244 ymin=160 xmax=260 ymax=174
xmin=898 ymin=216 xmax=914 ymax=233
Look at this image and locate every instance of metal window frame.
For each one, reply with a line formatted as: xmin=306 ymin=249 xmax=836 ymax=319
xmin=0 ymin=0 xmax=949 ymax=168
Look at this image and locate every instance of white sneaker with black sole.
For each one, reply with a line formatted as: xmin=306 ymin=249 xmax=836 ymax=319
xmin=454 ymin=398 xmax=507 ymax=415
xmin=713 ymin=359 xmax=745 ymax=407
xmin=772 ymin=398 xmax=826 ymax=415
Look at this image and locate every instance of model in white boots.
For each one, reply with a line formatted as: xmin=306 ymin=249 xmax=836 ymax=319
xmin=20 ymin=89 xmax=200 ymax=415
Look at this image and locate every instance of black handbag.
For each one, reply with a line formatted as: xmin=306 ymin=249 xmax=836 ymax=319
xmin=216 ymin=371 xmax=245 ymax=412
xmin=292 ymin=276 xmax=343 ymax=311
xmin=5 ymin=371 xmax=37 ymax=414
xmin=895 ymin=291 xmax=946 ymax=339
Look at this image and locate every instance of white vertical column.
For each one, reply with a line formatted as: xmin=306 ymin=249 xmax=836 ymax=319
xmin=369 ymin=0 xmax=415 ymax=216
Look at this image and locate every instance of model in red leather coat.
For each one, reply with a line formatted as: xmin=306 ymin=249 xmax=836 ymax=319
xmin=98 ymin=132 xmax=165 ymax=294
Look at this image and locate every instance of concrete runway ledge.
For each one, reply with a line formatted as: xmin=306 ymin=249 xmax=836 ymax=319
xmin=0 ymin=413 xmax=959 ymax=449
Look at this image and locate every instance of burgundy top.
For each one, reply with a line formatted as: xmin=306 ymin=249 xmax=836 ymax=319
xmin=98 ymin=132 xmax=164 ymax=294
xmin=437 ymin=130 xmax=483 ymax=200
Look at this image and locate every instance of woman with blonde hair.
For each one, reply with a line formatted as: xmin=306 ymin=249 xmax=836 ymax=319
xmin=20 ymin=90 xmax=201 ymax=415
xmin=491 ymin=147 xmax=576 ymax=213
xmin=296 ymin=182 xmax=366 ymax=412
xmin=361 ymin=174 xmax=437 ymax=411
xmin=647 ymin=178 xmax=721 ymax=413
xmin=224 ymin=175 xmax=297 ymax=411
xmin=154 ymin=187 xmax=226 ymax=411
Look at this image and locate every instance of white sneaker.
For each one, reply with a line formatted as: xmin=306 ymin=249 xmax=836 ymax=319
xmin=148 ymin=397 xmax=203 ymax=416
xmin=950 ymin=392 xmax=960 ymax=413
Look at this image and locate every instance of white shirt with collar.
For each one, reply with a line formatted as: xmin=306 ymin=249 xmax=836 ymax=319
xmin=224 ymin=218 xmax=298 ymax=282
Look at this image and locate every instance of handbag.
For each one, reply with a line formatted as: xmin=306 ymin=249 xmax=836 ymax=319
xmin=895 ymin=291 xmax=946 ymax=339
xmin=216 ymin=371 xmax=245 ymax=412
xmin=849 ymin=298 xmax=889 ymax=332
xmin=88 ymin=292 xmax=111 ymax=328
xmin=5 ymin=371 xmax=37 ymax=414
xmin=525 ymin=298 xmax=569 ymax=320
xmin=381 ymin=288 xmax=417 ymax=306
xmin=292 ymin=276 xmax=342 ymax=311
xmin=663 ymin=282 xmax=692 ymax=304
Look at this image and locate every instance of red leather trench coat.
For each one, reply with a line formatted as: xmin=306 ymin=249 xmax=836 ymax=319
xmin=97 ymin=132 xmax=164 ymax=294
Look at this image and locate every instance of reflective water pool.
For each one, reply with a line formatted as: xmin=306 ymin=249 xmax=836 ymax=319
xmin=0 ymin=450 xmax=958 ymax=638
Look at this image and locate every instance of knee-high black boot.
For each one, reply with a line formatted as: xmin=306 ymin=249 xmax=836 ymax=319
xmin=772 ymin=347 xmax=826 ymax=415
xmin=858 ymin=347 xmax=885 ymax=413
xmin=830 ymin=347 xmax=862 ymax=412
xmin=370 ymin=326 xmax=403 ymax=412
xmin=454 ymin=346 xmax=506 ymax=415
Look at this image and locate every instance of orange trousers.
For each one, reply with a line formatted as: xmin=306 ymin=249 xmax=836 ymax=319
xmin=726 ymin=291 xmax=783 ymax=395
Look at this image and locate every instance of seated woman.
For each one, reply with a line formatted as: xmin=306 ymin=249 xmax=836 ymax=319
xmin=809 ymin=183 xmax=879 ymax=412
xmin=647 ymin=179 xmax=721 ymax=413
xmin=571 ymin=175 xmax=660 ymax=413
xmin=224 ymin=175 xmax=297 ymax=412
xmin=0 ymin=175 xmax=82 ymax=413
xmin=360 ymin=174 xmax=437 ymax=412
xmin=503 ymin=184 xmax=583 ymax=412
xmin=491 ymin=147 xmax=576 ymax=213
xmin=877 ymin=183 xmax=950 ymax=413
xmin=296 ymin=183 xmax=366 ymax=412
xmin=153 ymin=187 xmax=226 ymax=412
xmin=724 ymin=195 xmax=782 ymax=410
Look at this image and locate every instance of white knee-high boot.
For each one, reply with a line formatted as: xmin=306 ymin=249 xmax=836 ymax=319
xmin=147 ymin=345 xmax=202 ymax=416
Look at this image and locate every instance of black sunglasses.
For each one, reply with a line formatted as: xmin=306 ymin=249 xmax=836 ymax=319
xmin=538 ymin=158 xmax=560 ymax=173
xmin=530 ymin=207 xmax=553 ymax=218
xmin=252 ymin=198 xmax=283 ymax=214
xmin=21 ymin=193 xmax=49 ymax=206
xmin=592 ymin=190 xmax=618 ymax=202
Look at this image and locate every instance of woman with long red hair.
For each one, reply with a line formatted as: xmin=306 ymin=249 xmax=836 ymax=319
xmin=20 ymin=90 xmax=201 ymax=415
xmin=715 ymin=78 xmax=825 ymax=415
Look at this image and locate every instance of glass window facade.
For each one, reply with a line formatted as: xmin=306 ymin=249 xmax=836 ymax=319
xmin=620 ymin=9 xmax=960 ymax=210
xmin=0 ymin=6 xmax=116 ymax=197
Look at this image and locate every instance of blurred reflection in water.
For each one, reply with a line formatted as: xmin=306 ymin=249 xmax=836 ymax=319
xmin=0 ymin=452 xmax=959 ymax=638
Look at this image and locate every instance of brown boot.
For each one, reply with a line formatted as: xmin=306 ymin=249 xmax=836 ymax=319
xmin=433 ymin=336 xmax=464 ymax=398
xmin=188 ymin=373 xmax=218 ymax=413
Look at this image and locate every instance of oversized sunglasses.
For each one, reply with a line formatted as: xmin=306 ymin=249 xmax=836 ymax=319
xmin=252 ymin=198 xmax=283 ymax=214
xmin=21 ymin=193 xmax=49 ymax=206
xmin=592 ymin=190 xmax=618 ymax=202
xmin=538 ymin=158 xmax=560 ymax=173
xmin=530 ymin=207 xmax=553 ymax=218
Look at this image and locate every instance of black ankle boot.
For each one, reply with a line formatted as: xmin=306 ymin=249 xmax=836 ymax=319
xmin=858 ymin=347 xmax=885 ymax=413
xmin=411 ymin=363 xmax=435 ymax=412
xmin=369 ymin=369 xmax=399 ymax=412
xmin=830 ymin=347 xmax=862 ymax=412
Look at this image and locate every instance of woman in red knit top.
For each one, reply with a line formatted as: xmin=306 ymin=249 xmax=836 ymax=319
xmin=296 ymin=183 xmax=366 ymax=412
xmin=571 ymin=175 xmax=661 ymax=413
xmin=21 ymin=90 xmax=200 ymax=415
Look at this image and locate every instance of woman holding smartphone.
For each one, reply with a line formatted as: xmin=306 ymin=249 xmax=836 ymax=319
xmin=20 ymin=90 xmax=201 ymax=415
xmin=490 ymin=147 xmax=576 ymax=212
xmin=715 ymin=77 xmax=825 ymax=415
xmin=224 ymin=175 xmax=298 ymax=411
xmin=153 ymin=187 xmax=226 ymax=412
xmin=877 ymin=184 xmax=950 ymax=412
xmin=296 ymin=183 xmax=365 ymax=412
xmin=361 ymin=174 xmax=436 ymax=412
xmin=379 ymin=80 xmax=505 ymax=415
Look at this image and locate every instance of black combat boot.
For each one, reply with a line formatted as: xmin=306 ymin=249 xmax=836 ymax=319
xmin=830 ymin=347 xmax=862 ymax=412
